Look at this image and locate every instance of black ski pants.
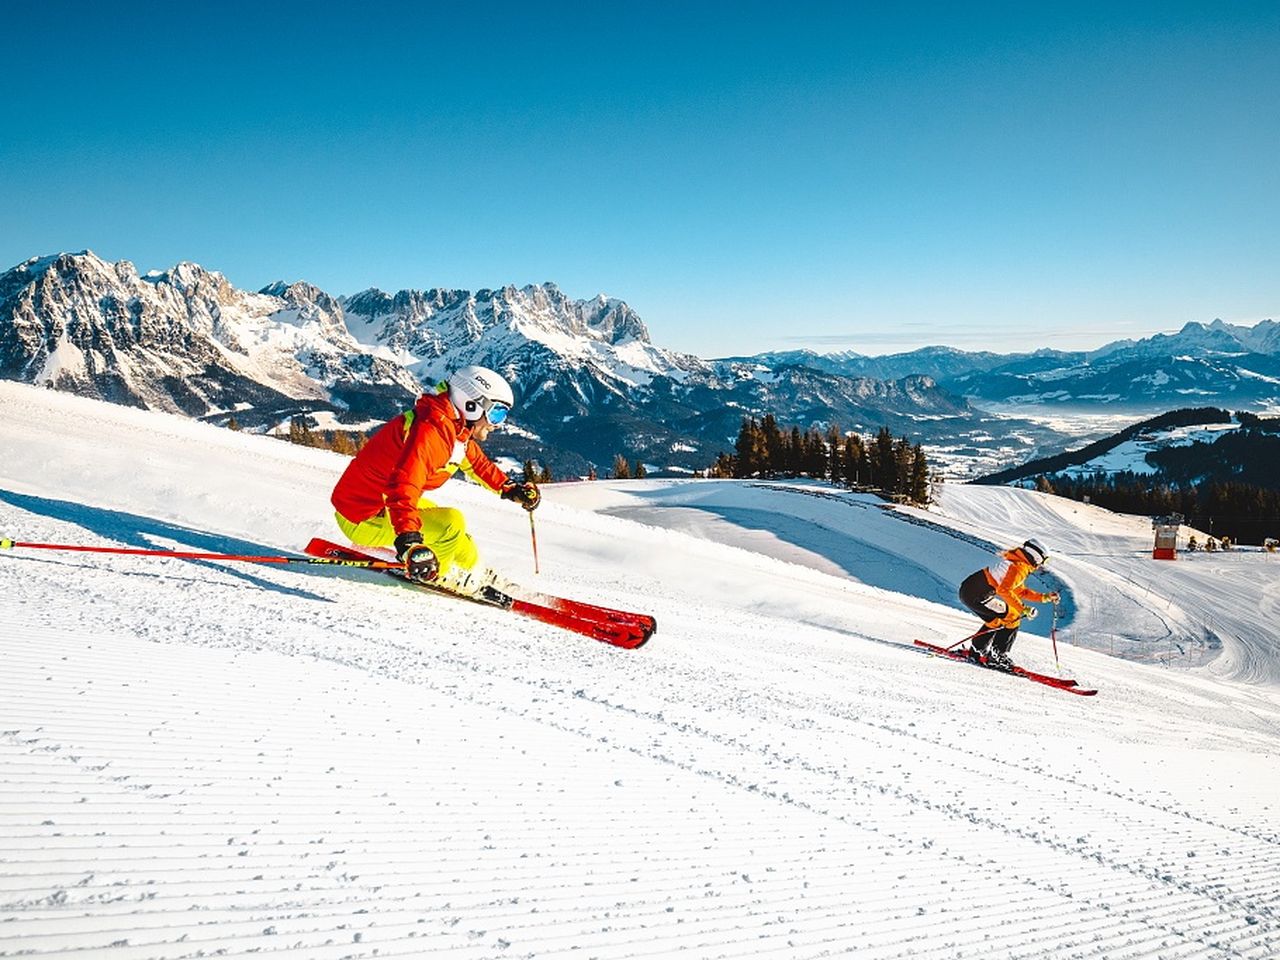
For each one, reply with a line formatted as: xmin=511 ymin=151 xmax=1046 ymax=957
xmin=958 ymin=569 xmax=1019 ymax=653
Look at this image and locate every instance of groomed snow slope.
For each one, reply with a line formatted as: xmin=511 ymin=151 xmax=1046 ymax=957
xmin=578 ymin=477 xmax=1280 ymax=682
xmin=1 ymin=380 xmax=1279 ymax=960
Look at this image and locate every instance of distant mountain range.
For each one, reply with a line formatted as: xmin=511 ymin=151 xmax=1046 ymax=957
xmin=0 ymin=252 xmax=990 ymax=475
xmin=735 ymin=319 xmax=1280 ymax=410
xmin=3 ymin=251 xmax=1275 ymax=477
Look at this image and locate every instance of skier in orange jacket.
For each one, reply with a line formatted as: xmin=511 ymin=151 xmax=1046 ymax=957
xmin=330 ymin=365 xmax=540 ymax=592
xmin=957 ymin=539 xmax=1059 ymax=671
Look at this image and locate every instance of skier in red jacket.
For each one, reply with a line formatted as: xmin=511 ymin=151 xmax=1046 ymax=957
xmin=957 ymin=538 xmax=1059 ymax=671
xmin=330 ymin=365 xmax=540 ymax=592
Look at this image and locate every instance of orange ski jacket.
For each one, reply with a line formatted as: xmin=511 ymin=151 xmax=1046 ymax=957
xmin=331 ymin=390 xmax=510 ymax=535
xmin=983 ymin=548 xmax=1051 ymax=625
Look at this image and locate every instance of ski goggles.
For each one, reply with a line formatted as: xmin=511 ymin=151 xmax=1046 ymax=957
xmin=484 ymin=401 xmax=511 ymax=426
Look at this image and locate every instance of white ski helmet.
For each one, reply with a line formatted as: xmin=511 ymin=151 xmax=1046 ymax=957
xmin=1021 ymin=538 xmax=1048 ymax=567
xmin=447 ymin=365 xmax=515 ymax=424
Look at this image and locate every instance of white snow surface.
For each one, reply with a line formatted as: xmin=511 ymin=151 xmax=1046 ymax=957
xmin=1 ymin=380 xmax=1279 ymax=959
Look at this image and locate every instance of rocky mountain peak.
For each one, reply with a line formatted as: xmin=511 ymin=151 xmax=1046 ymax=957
xmin=583 ymin=294 xmax=649 ymax=345
xmin=260 ymin=280 xmax=348 ymax=339
xmin=342 ymin=288 xmax=395 ymax=319
xmin=2 ymin=249 xmax=1002 ymax=475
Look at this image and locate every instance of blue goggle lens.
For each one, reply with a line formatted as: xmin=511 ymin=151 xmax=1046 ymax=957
xmin=486 ymin=403 xmax=510 ymax=425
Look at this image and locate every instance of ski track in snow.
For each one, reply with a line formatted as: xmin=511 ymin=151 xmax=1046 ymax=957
xmin=1 ymin=380 xmax=1279 ymax=959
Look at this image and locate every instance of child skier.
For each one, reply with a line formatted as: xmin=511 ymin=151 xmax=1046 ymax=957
xmin=329 ymin=365 xmax=540 ymax=593
xmin=957 ymin=538 xmax=1059 ymax=671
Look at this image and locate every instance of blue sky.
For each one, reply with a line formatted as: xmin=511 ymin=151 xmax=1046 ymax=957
xmin=3 ymin=2 xmax=1277 ymax=357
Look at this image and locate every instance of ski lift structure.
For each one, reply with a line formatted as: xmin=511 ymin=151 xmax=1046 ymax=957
xmin=1152 ymin=513 xmax=1183 ymax=560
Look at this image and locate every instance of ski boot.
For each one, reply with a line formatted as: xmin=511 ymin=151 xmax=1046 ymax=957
xmin=432 ymin=563 xmax=488 ymax=596
xmin=986 ymin=649 xmax=1015 ymax=672
xmin=433 ymin=563 xmax=518 ymax=602
xmin=966 ymin=644 xmax=989 ymax=665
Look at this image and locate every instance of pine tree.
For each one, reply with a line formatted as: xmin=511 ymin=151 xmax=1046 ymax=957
xmin=288 ymin=415 xmax=316 ymax=447
xmin=844 ymin=434 xmax=868 ymax=488
xmin=893 ymin=436 xmax=914 ymax=497
xmin=707 ymin=452 xmax=735 ymax=478
xmin=227 ymin=415 xmax=242 ymax=432
xmin=909 ymin=443 xmax=930 ymax=503
xmin=734 ymin=418 xmax=766 ymax=477
xmin=612 ymin=454 xmax=631 ymax=479
xmin=871 ymin=427 xmax=895 ymax=492
xmin=827 ymin=425 xmax=842 ymax=481
xmin=331 ymin=431 xmax=358 ymax=456
xmin=807 ymin=429 xmax=827 ymax=476
xmin=761 ymin=414 xmax=783 ymax=477
xmin=634 ymin=460 xmax=647 ymax=479
xmin=786 ymin=426 xmax=803 ymax=476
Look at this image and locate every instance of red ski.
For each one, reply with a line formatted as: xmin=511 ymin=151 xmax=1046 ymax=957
xmin=913 ymin=639 xmax=1097 ymax=696
xmin=545 ymin=596 xmax=657 ymax=636
xmin=304 ymin=538 xmax=655 ymax=649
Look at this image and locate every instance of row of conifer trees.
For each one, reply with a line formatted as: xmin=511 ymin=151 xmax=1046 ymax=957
xmin=264 ymin=414 xmax=929 ymax=502
xmin=705 ymin=415 xmax=932 ymax=504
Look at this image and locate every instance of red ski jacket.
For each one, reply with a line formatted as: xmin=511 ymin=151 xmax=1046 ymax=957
xmin=331 ymin=391 xmax=510 ymax=535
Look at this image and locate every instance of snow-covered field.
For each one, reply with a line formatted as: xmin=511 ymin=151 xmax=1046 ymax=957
xmin=2 ymin=380 xmax=1279 ymax=959
xmin=1052 ymin=422 xmax=1242 ymax=479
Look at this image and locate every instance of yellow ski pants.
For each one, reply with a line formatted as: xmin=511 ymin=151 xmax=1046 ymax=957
xmin=334 ymin=500 xmax=479 ymax=573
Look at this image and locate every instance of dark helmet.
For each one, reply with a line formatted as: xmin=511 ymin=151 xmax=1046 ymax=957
xmin=1021 ymin=538 xmax=1048 ymax=567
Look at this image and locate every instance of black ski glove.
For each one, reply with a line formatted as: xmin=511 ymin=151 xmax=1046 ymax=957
xmin=394 ymin=531 xmax=439 ymax=583
xmin=500 ymin=480 xmax=541 ymax=512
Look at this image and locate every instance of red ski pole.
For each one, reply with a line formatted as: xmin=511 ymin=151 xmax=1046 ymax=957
xmin=528 ymin=512 xmax=540 ymax=575
xmin=0 ymin=537 xmax=402 ymax=570
xmin=947 ymin=624 xmax=1000 ymax=652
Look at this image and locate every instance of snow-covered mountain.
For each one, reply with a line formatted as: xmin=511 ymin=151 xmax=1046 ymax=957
xmin=723 ymin=345 xmax=1037 ymax=382
xmin=747 ymin=321 xmax=1280 ymax=412
xmin=950 ymin=341 xmax=1280 ymax=409
xmin=336 ymin=280 xmax=989 ymax=475
xmin=979 ymin=407 xmax=1243 ymax=484
xmin=18 ymin=251 xmax=1271 ymax=478
xmin=341 ymin=283 xmax=678 ymax=388
xmin=0 ymin=252 xmax=1000 ymax=476
xmin=2 ymin=379 xmax=1279 ymax=958
xmin=1090 ymin=317 xmax=1280 ymax=360
xmin=0 ymin=252 xmax=422 ymax=423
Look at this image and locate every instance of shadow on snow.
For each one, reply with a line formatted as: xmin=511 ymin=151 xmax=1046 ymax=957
xmin=0 ymin=488 xmax=341 ymax=603
xmin=613 ymin=483 xmax=1075 ymax=632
